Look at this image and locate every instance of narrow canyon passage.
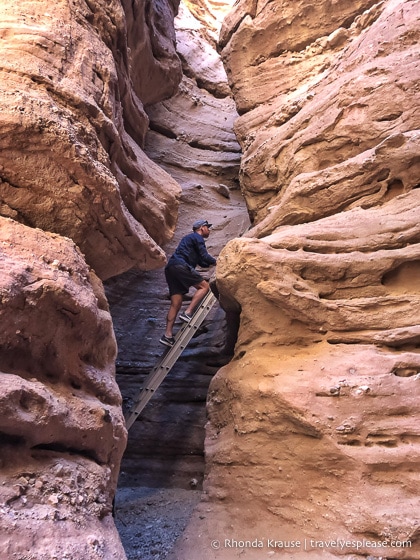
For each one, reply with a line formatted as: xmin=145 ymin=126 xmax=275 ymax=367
xmin=106 ymin=187 xmax=248 ymax=489
xmin=104 ymin=2 xmax=248 ymax=556
xmin=0 ymin=0 xmax=418 ymax=558
xmin=106 ymin=191 xmax=248 ymax=559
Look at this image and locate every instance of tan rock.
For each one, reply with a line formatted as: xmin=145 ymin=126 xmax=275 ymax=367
xmin=122 ymin=0 xmax=182 ymax=105
xmin=220 ymin=0 xmax=379 ymax=110
xmin=144 ymin=2 xmax=242 ymax=203
xmin=172 ymin=0 xmax=420 ymax=558
xmin=174 ymin=342 xmax=419 ymax=559
xmin=183 ymin=0 xmax=236 ymax=44
xmin=176 ymin=2 xmax=232 ymax=97
xmin=223 ymin=0 xmax=419 ymax=224
xmin=217 ymin=189 xmax=420 ymax=340
xmin=0 ymin=0 xmax=183 ymax=280
xmin=0 ymin=217 xmax=126 ymax=558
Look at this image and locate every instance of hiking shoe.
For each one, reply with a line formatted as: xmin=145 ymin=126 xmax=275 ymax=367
xmin=159 ymin=335 xmax=175 ymax=347
xmin=179 ymin=311 xmax=193 ymax=323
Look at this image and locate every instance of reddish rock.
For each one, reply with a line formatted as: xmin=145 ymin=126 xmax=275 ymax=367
xmin=0 ymin=0 xmax=183 ymax=280
xmin=0 ymin=218 xmax=126 ymax=558
xmin=172 ymin=0 xmax=420 ymax=558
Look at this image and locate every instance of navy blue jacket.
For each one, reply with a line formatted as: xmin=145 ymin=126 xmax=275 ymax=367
xmin=167 ymin=232 xmax=216 ymax=270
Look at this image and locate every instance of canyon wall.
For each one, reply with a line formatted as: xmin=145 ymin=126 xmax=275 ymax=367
xmin=173 ymin=0 xmax=420 ymax=558
xmin=0 ymin=0 xmax=185 ymax=558
xmin=1 ymin=0 xmax=419 ymax=558
xmin=0 ymin=0 xmax=182 ymax=281
xmin=0 ymin=217 xmax=126 ymax=558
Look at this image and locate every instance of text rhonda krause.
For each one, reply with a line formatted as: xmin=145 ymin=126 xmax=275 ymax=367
xmin=223 ymin=538 xmax=412 ymax=550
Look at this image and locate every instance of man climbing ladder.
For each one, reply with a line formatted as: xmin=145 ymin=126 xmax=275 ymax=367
xmin=159 ymin=219 xmax=217 ymax=347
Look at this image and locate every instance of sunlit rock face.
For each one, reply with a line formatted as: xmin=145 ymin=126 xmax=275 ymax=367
xmin=144 ymin=0 xmax=241 ymax=204
xmin=183 ymin=0 xmax=235 ymax=44
xmin=0 ymin=218 xmax=126 ymax=559
xmin=0 ymin=0 xmax=182 ymax=281
xmin=221 ymin=0 xmax=419 ymax=225
xmin=173 ymin=0 xmax=420 ymax=558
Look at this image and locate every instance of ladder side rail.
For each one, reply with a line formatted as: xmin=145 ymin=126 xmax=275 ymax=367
xmin=124 ymin=366 xmax=168 ymax=429
xmin=126 ymin=291 xmax=216 ymax=419
xmin=124 ymin=359 xmax=174 ymax=429
xmin=124 ymin=290 xmax=217 ymax=429
xmin=172 ymin=291 xmax=217 ymax=350
xmin=141 ymin=290 xmax=216 ymax=384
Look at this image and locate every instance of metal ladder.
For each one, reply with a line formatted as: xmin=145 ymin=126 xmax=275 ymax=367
xmin=124 ymin=289 xmax=218 ymax=430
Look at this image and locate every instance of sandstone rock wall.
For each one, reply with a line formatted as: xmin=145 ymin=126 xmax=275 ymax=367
xmin=0 ymin=218 xmax=126 ymax=558
xmin=144 ymin=0 xmax=241 ymax=196
xmin=173 ymin=0 xmax=420 ymax=558
xmin=0 ymin=0 xmax=183 ymax=281
xmin=0 ymin=1 xmax=188 ymax=558
xmin=223 ymin=0 xmax=419 ymax=225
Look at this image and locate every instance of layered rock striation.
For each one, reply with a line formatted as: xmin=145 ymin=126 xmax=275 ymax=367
xmin=144 ymin=0 xmax=241 ymax=201
xmin=0 ymin=0 xmax=183 ymax=280
xmin=1 ymin=0 xmax=419 ymax=557
xmin=173 ymin=0 xmax=420 ymax=558
xmin=0 ymin=1 xmax=188 ymax=558
xmin=223 ymin=0 xmax=419 ymax=226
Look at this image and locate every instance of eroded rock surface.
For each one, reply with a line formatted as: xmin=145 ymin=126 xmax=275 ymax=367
xmin=1 ymin=0 xmax=419 ymax=557
xmin=0 ymin=217 xmax=126 ymax=559
xmin=0 ymin=0 xmax=244 ymax=557
xmin=145 ymin=0 xmax=241 ymax=199
xmin=172 ymin=0 xmax=420 ymax=558
xmin=0 ymin=1 xmax=191 ymax=557
xmin=224 ymin=0 xmax=419 ymax=226
xmin=0 ymin=0 xmax=182 ymax=280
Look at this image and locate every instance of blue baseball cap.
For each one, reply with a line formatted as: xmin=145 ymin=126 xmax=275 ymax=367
xmin=192 ymin=220 xmax=212 ymax=230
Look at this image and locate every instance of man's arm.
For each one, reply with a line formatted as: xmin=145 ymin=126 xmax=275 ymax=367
xmin=195 ymin=236 xmax=216 ymax=267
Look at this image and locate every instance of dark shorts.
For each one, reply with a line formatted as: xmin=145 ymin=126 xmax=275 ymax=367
xmin=165 ymin=264 xmax=204 ymax=296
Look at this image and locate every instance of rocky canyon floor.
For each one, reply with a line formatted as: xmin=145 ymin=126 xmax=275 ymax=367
xmin=114 ymin=486 xmax=201 ymax=560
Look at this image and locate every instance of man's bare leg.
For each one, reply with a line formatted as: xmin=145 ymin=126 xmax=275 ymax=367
xmin=184 ymin=280 xmax=209 ymax=316
xmin=165 ymin=293 xmax=183 ymax=338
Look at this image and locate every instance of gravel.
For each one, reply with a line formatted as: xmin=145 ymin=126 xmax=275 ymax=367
xmin=114 ymin=486 xmax=201 ymax=560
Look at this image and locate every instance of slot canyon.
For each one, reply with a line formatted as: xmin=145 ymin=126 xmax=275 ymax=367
xmin=0 ymin=0 xmax=419 ymax=559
